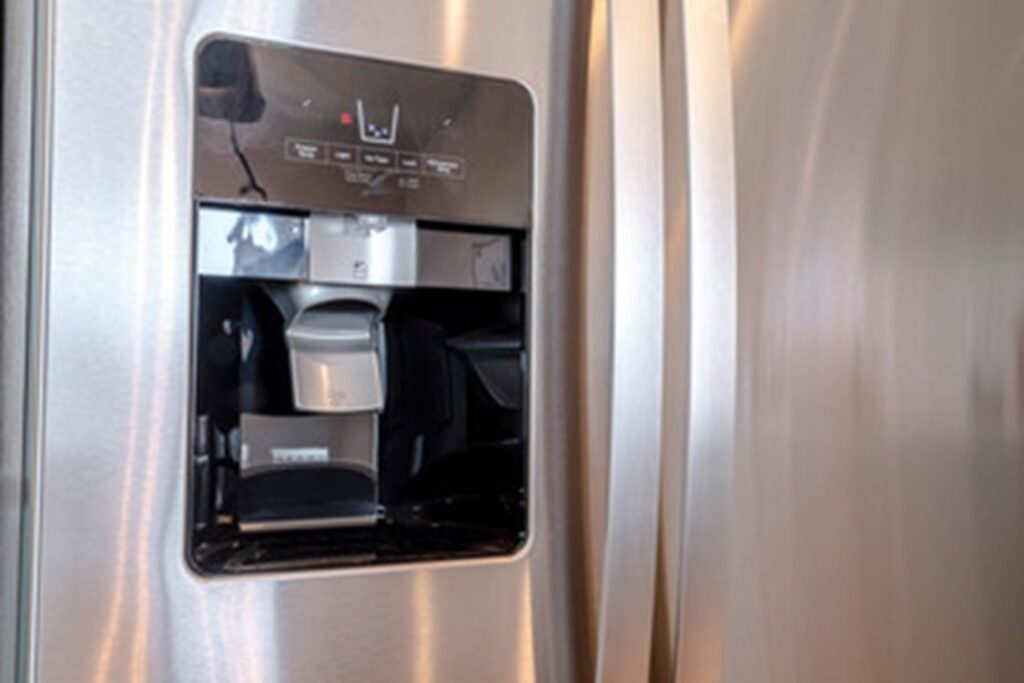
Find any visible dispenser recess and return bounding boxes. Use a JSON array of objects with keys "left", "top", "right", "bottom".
[{"left": 188, "top": 37, "right": 532, "bottom": 574}]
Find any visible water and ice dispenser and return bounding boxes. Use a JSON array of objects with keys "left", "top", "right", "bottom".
[{"left": 188, "top": 38, "right": 532, "bottom": 573}]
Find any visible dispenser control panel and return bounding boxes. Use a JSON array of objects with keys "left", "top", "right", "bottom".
[{"left": 195, "top": 37, "right": 533, "bottom": 228}]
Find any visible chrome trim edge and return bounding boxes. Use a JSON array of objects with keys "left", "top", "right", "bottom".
[
  {"left": 650, "top": 0, "right": 692, "bottom": 676},
  {"left": 1, "top": 0, "right": 35, "bottom": 680},
  {"left": 17, "top": 0, "right": 55, "bottom": 679},
  {"left": 579, "top": 0, "right": 613, "bottom": 676}
]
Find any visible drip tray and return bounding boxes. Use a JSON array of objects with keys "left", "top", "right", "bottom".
[{"left": 238, "top": 413, "right": 379, "bottom": 532}]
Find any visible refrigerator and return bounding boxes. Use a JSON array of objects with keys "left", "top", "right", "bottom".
[{"left": 2, "top": 0, "right": 1022, "bottom": 681}]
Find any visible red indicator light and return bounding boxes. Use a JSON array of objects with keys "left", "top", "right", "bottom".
[{"left": 340, "top": 111, "right": 354, "bottom": 126}]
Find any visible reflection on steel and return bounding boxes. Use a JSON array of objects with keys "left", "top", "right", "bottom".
[
  {"left": 3, "top": 0, "right": 46, "bottom": 680},
  {"left": 595, "top": 0, "right": 665, "bottom": 681},
  {"left": 197, "top": 206, "right": 307, "bottom": 280},
  {"left": 198, "top": 208, "right": 514, "bottom": 292},
  {"left": 669, "top": 1, "right": 738, "bottom": 682}
]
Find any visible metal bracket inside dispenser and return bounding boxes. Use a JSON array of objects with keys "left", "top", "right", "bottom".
[{"left": 196, "top": 206, "right": 513, "bottom": 291}]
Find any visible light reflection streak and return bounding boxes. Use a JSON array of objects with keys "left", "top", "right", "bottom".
[
  {"left": 90, "top": 1, "right": 305, "bottom": 679},
  {"left": 412, "top": 571, "right": 436, "bottom": 683},
  {"left": 792, "top": 0, "right": 854, "bottom": 237},
  {"left": 186, "top": 579, "right": 218, "bottom": 682},
  {"left": 729, "top": 0, "right": 766, "bottom": 69},
  {"left": 217, "top": 585, "right": 246, "bottom": 682},
  {"left": 189, "top": 7, "right": 288, "bottom": 681},
  {"left": 129, "top": 0, "right": 187, "bottom": 674},
  {"left": 91, "top": 2, "right": 166, "bottom": 679},
  {"left": 442, "top": 0, "right": 468, "bottom": 67},
  {"left": 241, "top": 582, "right": 270, "bottom": 683},
  {"left": 516, "top": 570, "right": 537, "bottom": 683}
]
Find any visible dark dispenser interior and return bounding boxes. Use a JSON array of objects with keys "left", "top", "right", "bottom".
[
  {"left": 190, "top": 257, "right": 527, "bottom": 573},
  {"left": 187, "top": 37, "right": 533, "bottom": 574}
]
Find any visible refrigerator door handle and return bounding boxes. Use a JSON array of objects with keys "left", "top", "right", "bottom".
[
  {"left": 593, "top": 0, "right": 666, "bottom": 680},
  {"left": 664, "top": 0, "right": 738, "bottom": 681}
]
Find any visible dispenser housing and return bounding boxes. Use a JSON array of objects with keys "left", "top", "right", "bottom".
[{"left": 188, "top": 37, "right": 533, "bottom": 575}]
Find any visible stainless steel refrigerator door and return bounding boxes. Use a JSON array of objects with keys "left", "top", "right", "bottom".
[
  {"left": 717, "top": 1, "right": 1024, "bottom": 681},
  {"left": 21, "top": 2, "right": 590, "bottom": 681}
]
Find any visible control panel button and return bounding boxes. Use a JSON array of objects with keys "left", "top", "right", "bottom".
[
  {"left": 285, "top": 138, "right": 327, "bottom": 164},
  {"left": 397, "top": 153, "right": 422, "bottom": 172},
  {"left": 423, "top": 154, "right": 466, "bottom": 180},
  {"left": 328, "top": 144, "right": 357, "bottom": 166},
  {"left": 360, "top": 149, "right": 396, "bottom": 168}
]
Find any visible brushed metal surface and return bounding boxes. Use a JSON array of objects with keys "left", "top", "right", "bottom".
[
  {"left": 649, "top": 0, "right": 690, "bottom": 676},
  {"left": 670, "top": 2, "right": 738, "bottom": 682},
  {"left": 28, "top": 1, "right": 585, "bottom": 681},
  {"left": 18, "top": 0, "right": 55, "bottom": 679},
  {"left": 579, "top": 0, "right": 612, "bottom": 675},
  {"left": 726, "top": 1, "right": 1024, "bottom": 681},
  {"left": 196, "top": 207, "right": 308, "bottom": 280},
  {"left": 1, "top": 0, "right": 36, "bottom": 679},
  {"left": 198, "top": 208, "right": 515, "bottom": 290},
  {"left": 415, "top": 229, "right": 512, "bottom": 291},
  {"left": 649, "top": 0, "right": 739, "bottom": 681},
  {"left": 307, "top": 213, "right": 416, "bottom": 287},
  {"left": 594, "top": 0, "right": 665, "bottom": 680}
]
